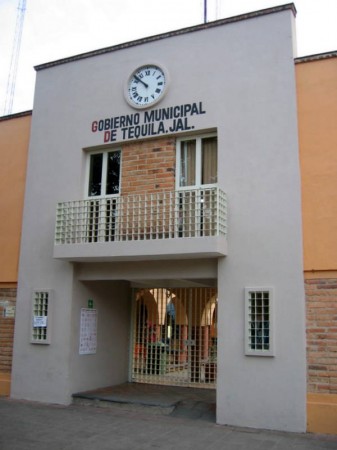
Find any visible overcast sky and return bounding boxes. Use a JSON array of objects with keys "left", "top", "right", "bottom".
[{"left": 0, "top": 0, "right": 336, "bottom": 115}]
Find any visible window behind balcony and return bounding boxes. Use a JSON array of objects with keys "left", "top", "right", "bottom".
[
  {"left": 177, "top": 135, "right": 217, "bottom": 189},
  {"left": 85, "top": 149, "right": 121, "bottom": 242},
  {"left": 87, "top": 150, "right": 121, "bottom": 197},
  {"left": 176, "top": 135, "right": 218, "bottom": 237}
]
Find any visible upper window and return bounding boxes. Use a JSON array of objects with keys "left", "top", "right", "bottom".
[
  {"left": 176, "top": 135, "right": 217, "bottom": 189},
  {"left": 87, "top": 150, "right": 121, "bottom": 197}
]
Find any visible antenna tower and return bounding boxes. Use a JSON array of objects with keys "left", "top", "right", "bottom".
[{"left": 3, "top": 0, "right": 27, "bottom": 115}]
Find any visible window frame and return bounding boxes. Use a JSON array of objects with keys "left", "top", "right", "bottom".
[
  {"left": 85, "top": 148, "right": 122, "bottom": 199},
  {"left": 244, "top": 287, "right": 274, "bottom": 357},
  {"left": 30, "top": 290, "right": 53, "bottom": 345},
  {"left": 175, "top": 133, "right": 218, "bottom": 191}
]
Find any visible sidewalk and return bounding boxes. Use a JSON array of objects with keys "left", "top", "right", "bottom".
[{"left": 1, "top": 397, "right": 337, "bottom": 450}]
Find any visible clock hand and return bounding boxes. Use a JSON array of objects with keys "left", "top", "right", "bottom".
[{"left": 134, "top": 75, "right": 149, "bottom": 88}]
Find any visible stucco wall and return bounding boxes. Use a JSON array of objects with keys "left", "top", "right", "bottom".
[
  {"left": 214, "top": 11, "right": 306, "bottom": 431},
  {"left": 70, "top": 279, "right": 131, "bottom": 394}
]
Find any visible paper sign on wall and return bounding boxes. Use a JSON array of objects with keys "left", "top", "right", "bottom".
[
  {"left": 33, "top": 316, "right": 47, "bottom": 327},
  {"left": 4, "top": 306, "right": 16, "bottom": 318},
  {"left": 79, "top": 308, "right": 97, "bottom": 355}
]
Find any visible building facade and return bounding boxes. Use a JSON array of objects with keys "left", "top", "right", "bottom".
[
  {"left": 2, "top": 11, "right": 336, "bottom": 433},
  {"left": 0, "top": 111, "right": 31, "bottom": 395}
]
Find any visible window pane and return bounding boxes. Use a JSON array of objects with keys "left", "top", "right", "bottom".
[
  {"left": 88, "top": 153, "right": 103, "bottom": 197},
  {"left": 180, "top": 140, "right": 196, "bottom": 187},
  {"left": 106, "top": 151, "right": 121, "bottom": 195},
  {"left": 202, "top": 137, "right": 217, "bottom": 185}
]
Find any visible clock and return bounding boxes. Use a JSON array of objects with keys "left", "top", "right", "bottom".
[{"left": 125, "top": 64, "right": 168, "bottom": 109}]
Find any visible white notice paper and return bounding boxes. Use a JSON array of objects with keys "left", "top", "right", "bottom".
[
  {"left": 33, "top": 316, "right": 47, "bottom": 327},
  {"left": 79, "top": 308, "right": 97, "bottom": 355}
]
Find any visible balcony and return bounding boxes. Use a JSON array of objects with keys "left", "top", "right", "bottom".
[{"left": 53, "top": 187, "right": 228, "bottom": 262}]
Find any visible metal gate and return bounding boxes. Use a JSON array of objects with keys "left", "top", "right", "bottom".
[{"left": 131, "top": 288, "right": 217, "bottom": 388}]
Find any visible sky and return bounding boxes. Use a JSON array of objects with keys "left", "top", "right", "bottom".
[{"left": 0, "top": 0, "right": 336, "bottom": 115}]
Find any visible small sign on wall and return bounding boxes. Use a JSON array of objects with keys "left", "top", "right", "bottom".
[
  {"left": 88, "top": 299, "right": 94, "bottom": 309},
  {"left": 33, "top": 315, "right": 47, "bottom": 327},
  {"left": 4, "top": 306, "right": 16, "bottom": 318},
  {"left": 79, "top": 308, "right": 97, "bottom": 355}
]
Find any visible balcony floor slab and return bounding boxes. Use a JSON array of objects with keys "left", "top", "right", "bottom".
[{"left": 54, "top": 236, "right": 227, "bottom": 262}]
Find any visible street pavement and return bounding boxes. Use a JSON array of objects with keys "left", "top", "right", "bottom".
[{"left": 1, "top": 397, "right": 337, "bottom": 450}]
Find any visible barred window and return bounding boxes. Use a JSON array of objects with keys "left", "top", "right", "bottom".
[
  {"left": 245, "top": 288, "right": 274, "bottom": 356},
  {"left": 31, "top": 290, "right": 52, "bottom": 344}
]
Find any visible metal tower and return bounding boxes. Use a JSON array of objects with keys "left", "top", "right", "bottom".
[{"left": 3, "top": 0, "right": 27, "bottom": 115}]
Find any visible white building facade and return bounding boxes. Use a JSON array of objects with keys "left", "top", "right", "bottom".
[{"left": 11, "top": 4, "right": 306, "bottom": 432}]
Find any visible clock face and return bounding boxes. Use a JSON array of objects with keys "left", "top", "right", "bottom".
[{"left": 126, "top": 64, "right": 168, "bottom": 108}]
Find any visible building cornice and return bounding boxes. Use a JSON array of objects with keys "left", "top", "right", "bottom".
[
  {"left": 0, "top": 110, "right": 32, "bottom": 122},
  {"left": 295, "top": 51, "right": 337, "bottom": 64}
]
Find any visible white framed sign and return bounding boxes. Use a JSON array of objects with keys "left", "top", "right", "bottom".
[
  {"left": 33, "top": 315, "right": 47, "bottom": 327},
  {"left": 4, "top": 306, "right": 16, "bottom": 318},
  {"left": 79, "top": 308, "right": 97, "bottom": 355}
]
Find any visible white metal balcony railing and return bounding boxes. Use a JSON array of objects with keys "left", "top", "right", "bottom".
[{"left": 54, "top": 188, "right": 227, "bottom": 245}]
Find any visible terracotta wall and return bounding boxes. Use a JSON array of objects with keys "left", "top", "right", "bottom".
[
  {"left": 0, "top": 112, "right": 31, "bottom": 283},
  {"left": 306, "top": 278, "right": 337, "bottom": 394},
  {"left": 296, "top": 56, "right": 337, "bottom": 272},
  {"left": 296, "top": 56, "right": 337, "bottom": 385},
  {"left": 118, "top": 137, "right": 176, "bottom": 239},
  {"left": 297, "top": 55, "right": 337, "bottom": 434},
  {"left": 0, "top": 288, "right": 16, "bottom": 372},
  {"left": 121, "top": 137, "right": 176, "bottom": 195}
]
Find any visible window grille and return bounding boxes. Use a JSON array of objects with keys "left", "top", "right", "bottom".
[
  {"left": 245, "top": 288, "right": 274, "bottom": 356},
  {"left": 31, "top": 290, "right": 52, "bottom": 344}
]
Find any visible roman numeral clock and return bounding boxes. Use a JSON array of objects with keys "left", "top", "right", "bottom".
[{"left": 125, "top": 64, "right": 169, "bottom": 109}]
